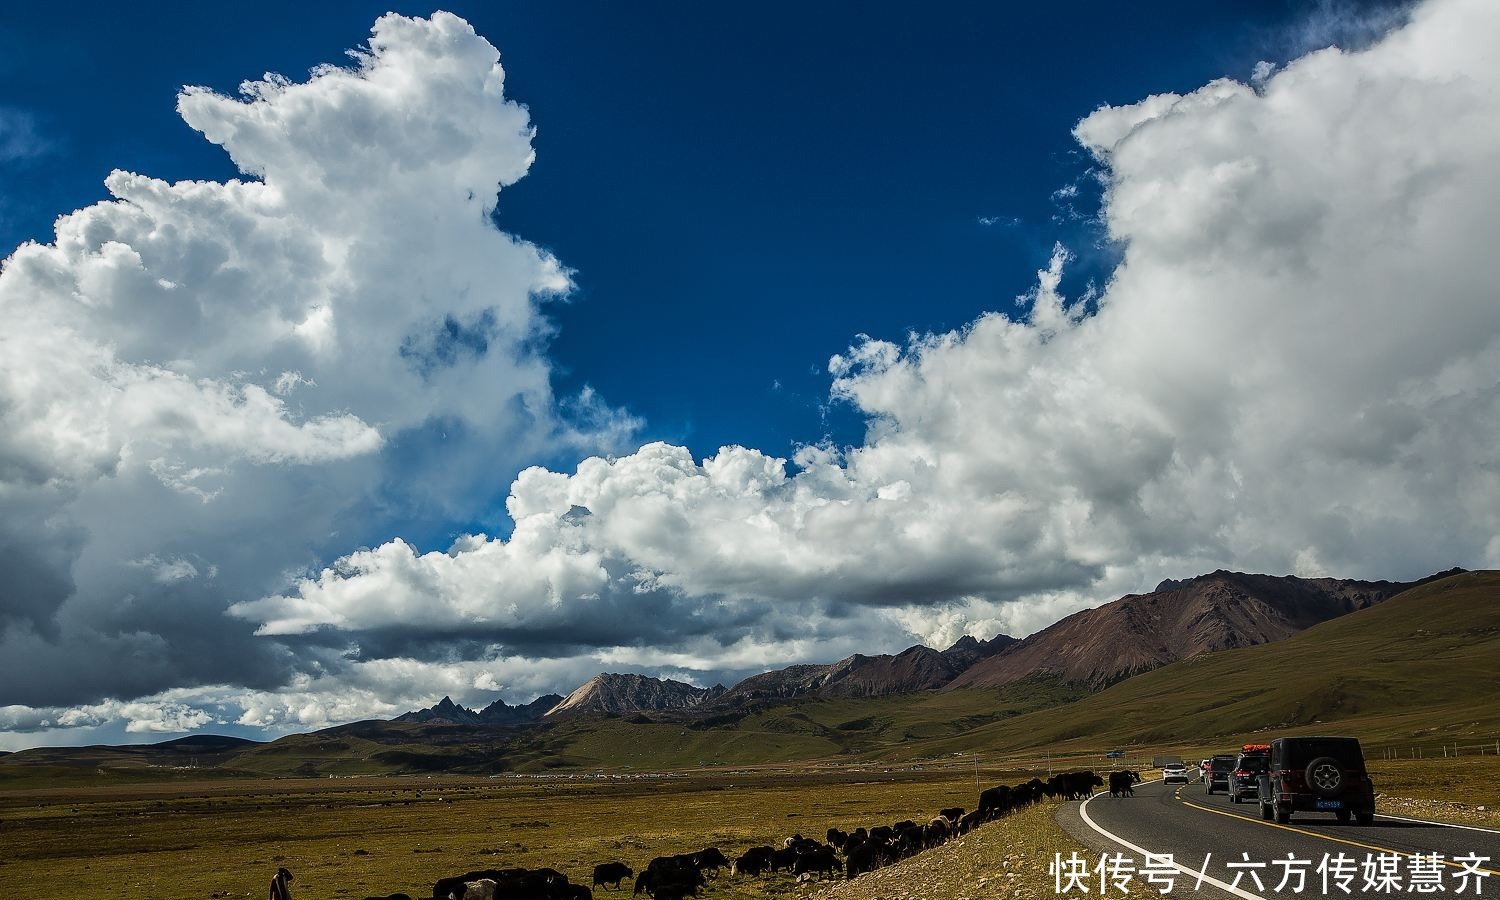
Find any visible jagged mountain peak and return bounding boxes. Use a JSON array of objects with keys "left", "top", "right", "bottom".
[
  {"left": 396, "top": 692, "right": 562, "bottom": 726},
  {"left": 544, "top": 673, "right": 720, "bottom": 717},
  {"left": 715, "top": 634, "right": 1017, "bottom": 706}
]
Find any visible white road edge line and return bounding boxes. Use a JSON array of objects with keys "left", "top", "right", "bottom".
[
  {"left": 1375, "top": 812, "right": 1500, "bottom": 836},
  {"left": 1078, "top": 779, "right": 1268, "bottom": 900}
]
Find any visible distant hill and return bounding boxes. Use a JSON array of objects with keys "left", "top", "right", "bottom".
[
  {"left": 945, "top": 570, "right": 1454, "bottom": 692},
  {"left": 718, "top": 637, "right": 1016, "bottom": 705},
  {"left": 917, "top": 569, "right": 1500, "bottom": 752},
  {"left": 0, "top": 731, "right": 263, "bottom": 784},
  {"left": 396, "top": 693, "right": 562, "bottom": 726},
  {"left": 545, "top": 673, "right": 725, "bottom": 717},
  {"left": 151, "top": 734, "right": 261, "bottom": 750}
]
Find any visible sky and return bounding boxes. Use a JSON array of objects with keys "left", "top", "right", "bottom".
[{"left": 2, "top": 0, "right": 1496, "bottom": 749}]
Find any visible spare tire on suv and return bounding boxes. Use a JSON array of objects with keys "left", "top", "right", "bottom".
[
  {"left": 1258, "top": 737, "right": 1375, "bottom": 826},
  {"left": 1305, "top": 756, "right": 1345, "bottom": 797}
]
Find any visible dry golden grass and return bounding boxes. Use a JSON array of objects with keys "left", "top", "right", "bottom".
[{"left": 0, "top": 766, "right": 1057, "bottom": 900}]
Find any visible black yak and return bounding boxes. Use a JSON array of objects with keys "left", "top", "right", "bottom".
[{"left": 592, "top": 863, "right": 633, "bottom": 891}]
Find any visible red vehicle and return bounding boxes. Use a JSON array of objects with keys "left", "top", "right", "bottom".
[{"left": 1258, "top": 736, "right": 1375, "bottom": 825}]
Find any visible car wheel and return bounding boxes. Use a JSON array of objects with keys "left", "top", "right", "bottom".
[
  {"left": 1305, "top": 756, "right": 1345, "bottom": 798},
  {"left": 1260, "top": 802, "right": 1273, "bottom": 821},
  {"left": 1231, "top": 793, "right": 1240, "bottom": 804},
  {"left": 1336, "top": 809, "right": 1352, "bottom": 824},
  {"left": 1356, "top": 812, "right": 1375, "bottom": 826},
  {"left": 1275, "top": 803, "right": 1291, "bottom": 824}
]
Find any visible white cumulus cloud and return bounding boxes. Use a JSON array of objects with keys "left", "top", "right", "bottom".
[
  {"left": 240, "top": 0, "right": 1500, "bottom": 661},
  {"left": 0, "top": 12, "right": 632, "bottom": 719}
]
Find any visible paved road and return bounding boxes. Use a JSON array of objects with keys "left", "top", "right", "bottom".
[{"left": 1055, "top": 772, "right": 1500, "bottom": 898}]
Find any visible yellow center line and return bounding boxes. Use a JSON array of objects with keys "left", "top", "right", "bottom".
[{"left": 1178, "top": 797, "right": 1500, "bottom": 876}]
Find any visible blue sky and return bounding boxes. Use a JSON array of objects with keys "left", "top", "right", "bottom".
[
  {"left": 10, "top": 0, "right": 1494, "bottom": 749},
  {"left": 0, "top": 1, "right": 1366, "bottom": 468}
]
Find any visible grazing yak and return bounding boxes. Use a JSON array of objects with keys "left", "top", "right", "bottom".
[
  {"left": 1050, "top": 771, "right": 1105, "bottom": 800},
  {"left": 692, "top": 848, "right": 730, "bottom": 878},
  {"left": 460, "top": 881, "right": 498, "bottom": 900},
  {"left": 636, "top": 856, "right": 705, "bottom": 898},
  {"left": 1108, "top": 770, "right": 1142, "bottom": 798},
  {"left": 636, "top": 865, "right": 703, "bottom": 899},
  {"left": 768, "top": 847, "right": 801, "bottom": 872},
  {"left": 436, "top": 868, "right": 575, "bottom": 900},
  {"left": 593, "top": 863, "right": 633, "bottom": 891},
  {"left": 977, "top": 784, "right": 1013, "bottom": 819},
  {"left": 433, "top": 870, "right": 516, "bottom": 900},
  {"left": 731, "top": 846, "right": 774, "bottom": 877},
  {"left": 924, "top": 816, "right": 951, "bottom": 848},
  {"left": 895, "top": 825, "right": 925, "bottom": 858},
  {"left": 846, "top": 842, "right": 881, "bottom": 879},
  {"left": 791, "top": 846, "right": 843, "bottom": 881},
  {"left": 938, "top": 807, "right": 964, "bottom": 823}
]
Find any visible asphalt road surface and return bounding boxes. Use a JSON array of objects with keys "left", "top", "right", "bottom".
[{"left": 1055, "top": 771, "right": 1500, "bottom": 898}]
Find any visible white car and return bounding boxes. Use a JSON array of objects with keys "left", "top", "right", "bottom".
[{"left": 1162, "top": 763, "right": 1189, "bottom": 783}]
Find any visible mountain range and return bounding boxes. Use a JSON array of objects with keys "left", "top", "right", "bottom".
[
  {"left": 400, "top": 568, "right": 1454, "bottom": 721},
  {"left": 2, "top": 566, "right": 1484, "bottom": 784}
]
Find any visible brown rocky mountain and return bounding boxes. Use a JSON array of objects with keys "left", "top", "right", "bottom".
[
  {"left": 937, "top": 634, "right": 1018, "bottom": 670},
  {"left": 544, "top": 673, "right": 725, "bottom": 717},
  {"left": 716, "top": 636, "right": 1018, "bottom": 705},
  {"left": 945, "top": 569, "right": 1459, "bottom": 692}
]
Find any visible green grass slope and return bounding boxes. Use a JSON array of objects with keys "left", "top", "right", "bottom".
[
  {"left": 523, "top": 675, "right": 1085, "bottom": 770},
  {"left": 914, "top": 570, "right": 1500, "bottom": 755}
]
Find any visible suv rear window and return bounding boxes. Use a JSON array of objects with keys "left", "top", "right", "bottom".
[
  {"left": 1210, "top": 756, "right": 1236, "bottom": 771},
  {"left": 1236, "top": 755, "right": 1267, "bottom": 772},
  {"left": 1279, "top": 738, "right": 1365, "bottom": 769}
]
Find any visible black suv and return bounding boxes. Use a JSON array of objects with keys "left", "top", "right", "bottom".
[
  {"left": 1205, "top": 755, "right": 1236, "bottom": 794},
  {"left": 1228, "top": 750, "right": 1268, "bottom": 803},
  {"left": 1257, "top": 736, "right": 1375, "bottom": 825}
]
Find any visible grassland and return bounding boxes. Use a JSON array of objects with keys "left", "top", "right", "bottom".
[
  {"left": 0, "top": 764, "right": 1071, "bottom": 900},
  {"left": 4, "top": 755, "right": 1495, "bottom": 900}
]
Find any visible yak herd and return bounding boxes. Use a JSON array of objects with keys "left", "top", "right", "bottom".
[{"left": 290, "top": 768, "right": 1141, "bottom": 900}]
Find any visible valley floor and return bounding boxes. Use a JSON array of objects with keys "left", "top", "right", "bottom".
[
  {"left": 0, "top": 766, "right": 1046, "bottom": 900},
  {"left": 2, "top": 756, "right": 1495, "bottom": 899}
]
